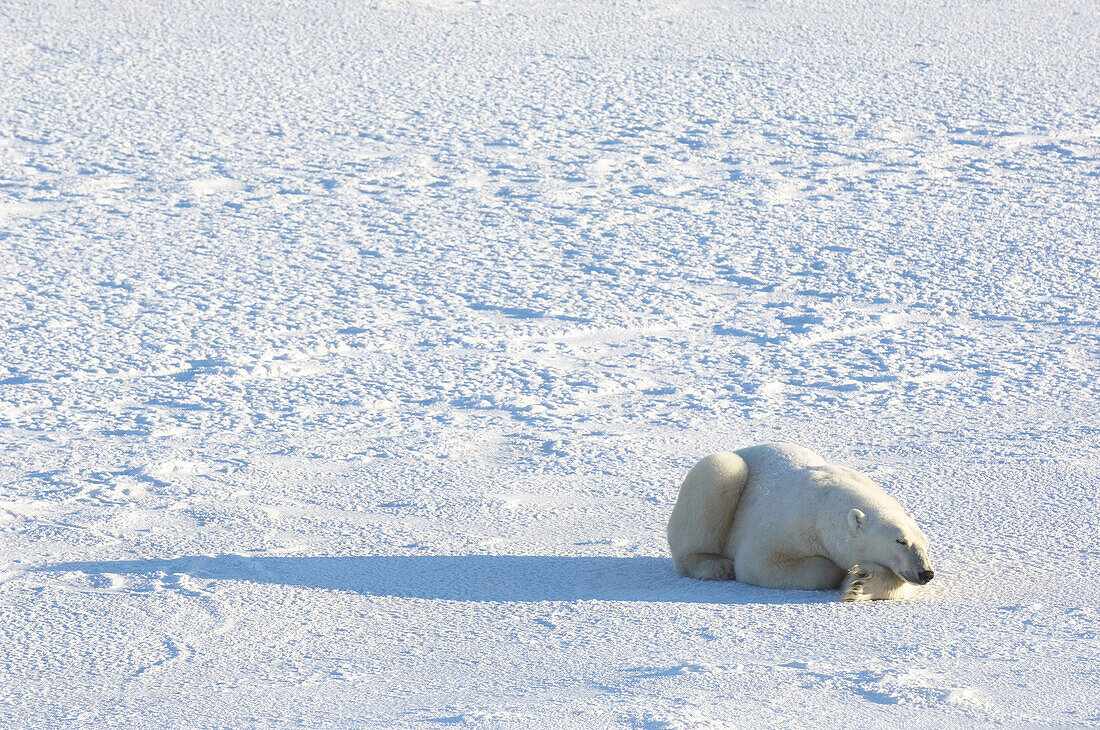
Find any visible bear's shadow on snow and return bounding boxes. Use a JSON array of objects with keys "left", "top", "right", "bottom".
[{"left": 37, "top": 555, "right": 834, "bottom": 604}]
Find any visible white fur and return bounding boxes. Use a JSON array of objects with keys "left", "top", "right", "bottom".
[{"left": 667, "top": 443, "right": 933, "bottom": 601}]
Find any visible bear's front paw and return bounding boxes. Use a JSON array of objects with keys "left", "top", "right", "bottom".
[{"left": 841, "top": 565, "right": 871, "bottom": 602}]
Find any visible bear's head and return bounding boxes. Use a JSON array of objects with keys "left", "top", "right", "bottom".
[{"left": 847, "top": 508, "right": 934, "bottom": 585}]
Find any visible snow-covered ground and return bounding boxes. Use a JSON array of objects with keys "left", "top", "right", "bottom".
[{"left": 2, "top": 0, "right": 1099, "bottom": 726}]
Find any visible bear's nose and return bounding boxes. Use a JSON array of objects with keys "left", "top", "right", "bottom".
[{"left": 917, "top": 570, "right": 934, "bottom": 584}]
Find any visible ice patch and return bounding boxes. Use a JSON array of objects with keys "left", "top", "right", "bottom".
[{"left": 187, "top": 177, "right": 243, "bottom": 196}]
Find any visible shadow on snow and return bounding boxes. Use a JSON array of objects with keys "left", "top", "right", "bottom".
[{"left": 36, "top": 555, "right": 834, "bottom": 605}]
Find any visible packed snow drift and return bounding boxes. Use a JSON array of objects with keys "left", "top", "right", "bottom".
[{"left": 1, "top": 0, "right": 1098, "bottom": 726}]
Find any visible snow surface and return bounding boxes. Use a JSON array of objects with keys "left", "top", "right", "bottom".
[{"left": 2, "top": 0, "right": 1099, "bottom": 726}]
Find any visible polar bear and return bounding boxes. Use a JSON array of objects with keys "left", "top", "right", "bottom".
[{"left": 667, "top": 443, "right": 934, "bottom": 601}]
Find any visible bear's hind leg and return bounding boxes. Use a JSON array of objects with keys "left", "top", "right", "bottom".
[
  {"left": 841, "top": 563, "right": 913, "bottom": 602},
  {"left": 675, "top": 552, "right": 736, "bottom": 581},
  {"left": 668, "top": 452, "right": 749, "bottom": 582}
]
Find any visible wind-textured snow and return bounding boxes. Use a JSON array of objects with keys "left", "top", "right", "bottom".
[{"left": 2, "top": 0, "right": 1099, "bottom": 726}]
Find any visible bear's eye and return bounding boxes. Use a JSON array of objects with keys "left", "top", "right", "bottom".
[{"left": 896, "top": 539, "right": 908, "bottom": 546}]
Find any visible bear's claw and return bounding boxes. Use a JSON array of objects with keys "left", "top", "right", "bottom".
[{"left": 841, "top": 564, "right": 871, "bottom": 602}]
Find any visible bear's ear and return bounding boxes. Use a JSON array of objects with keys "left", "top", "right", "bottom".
[{"left": 848, "top": 508, "right": 866, "bottom": 533}]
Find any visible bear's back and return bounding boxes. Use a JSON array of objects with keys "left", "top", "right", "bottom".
[
  {"left": 724, "top": 443, "right": 830, "bottom": 554},
  {"left": 736, "top": 442, "right": 827, "bottom": 477}
]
